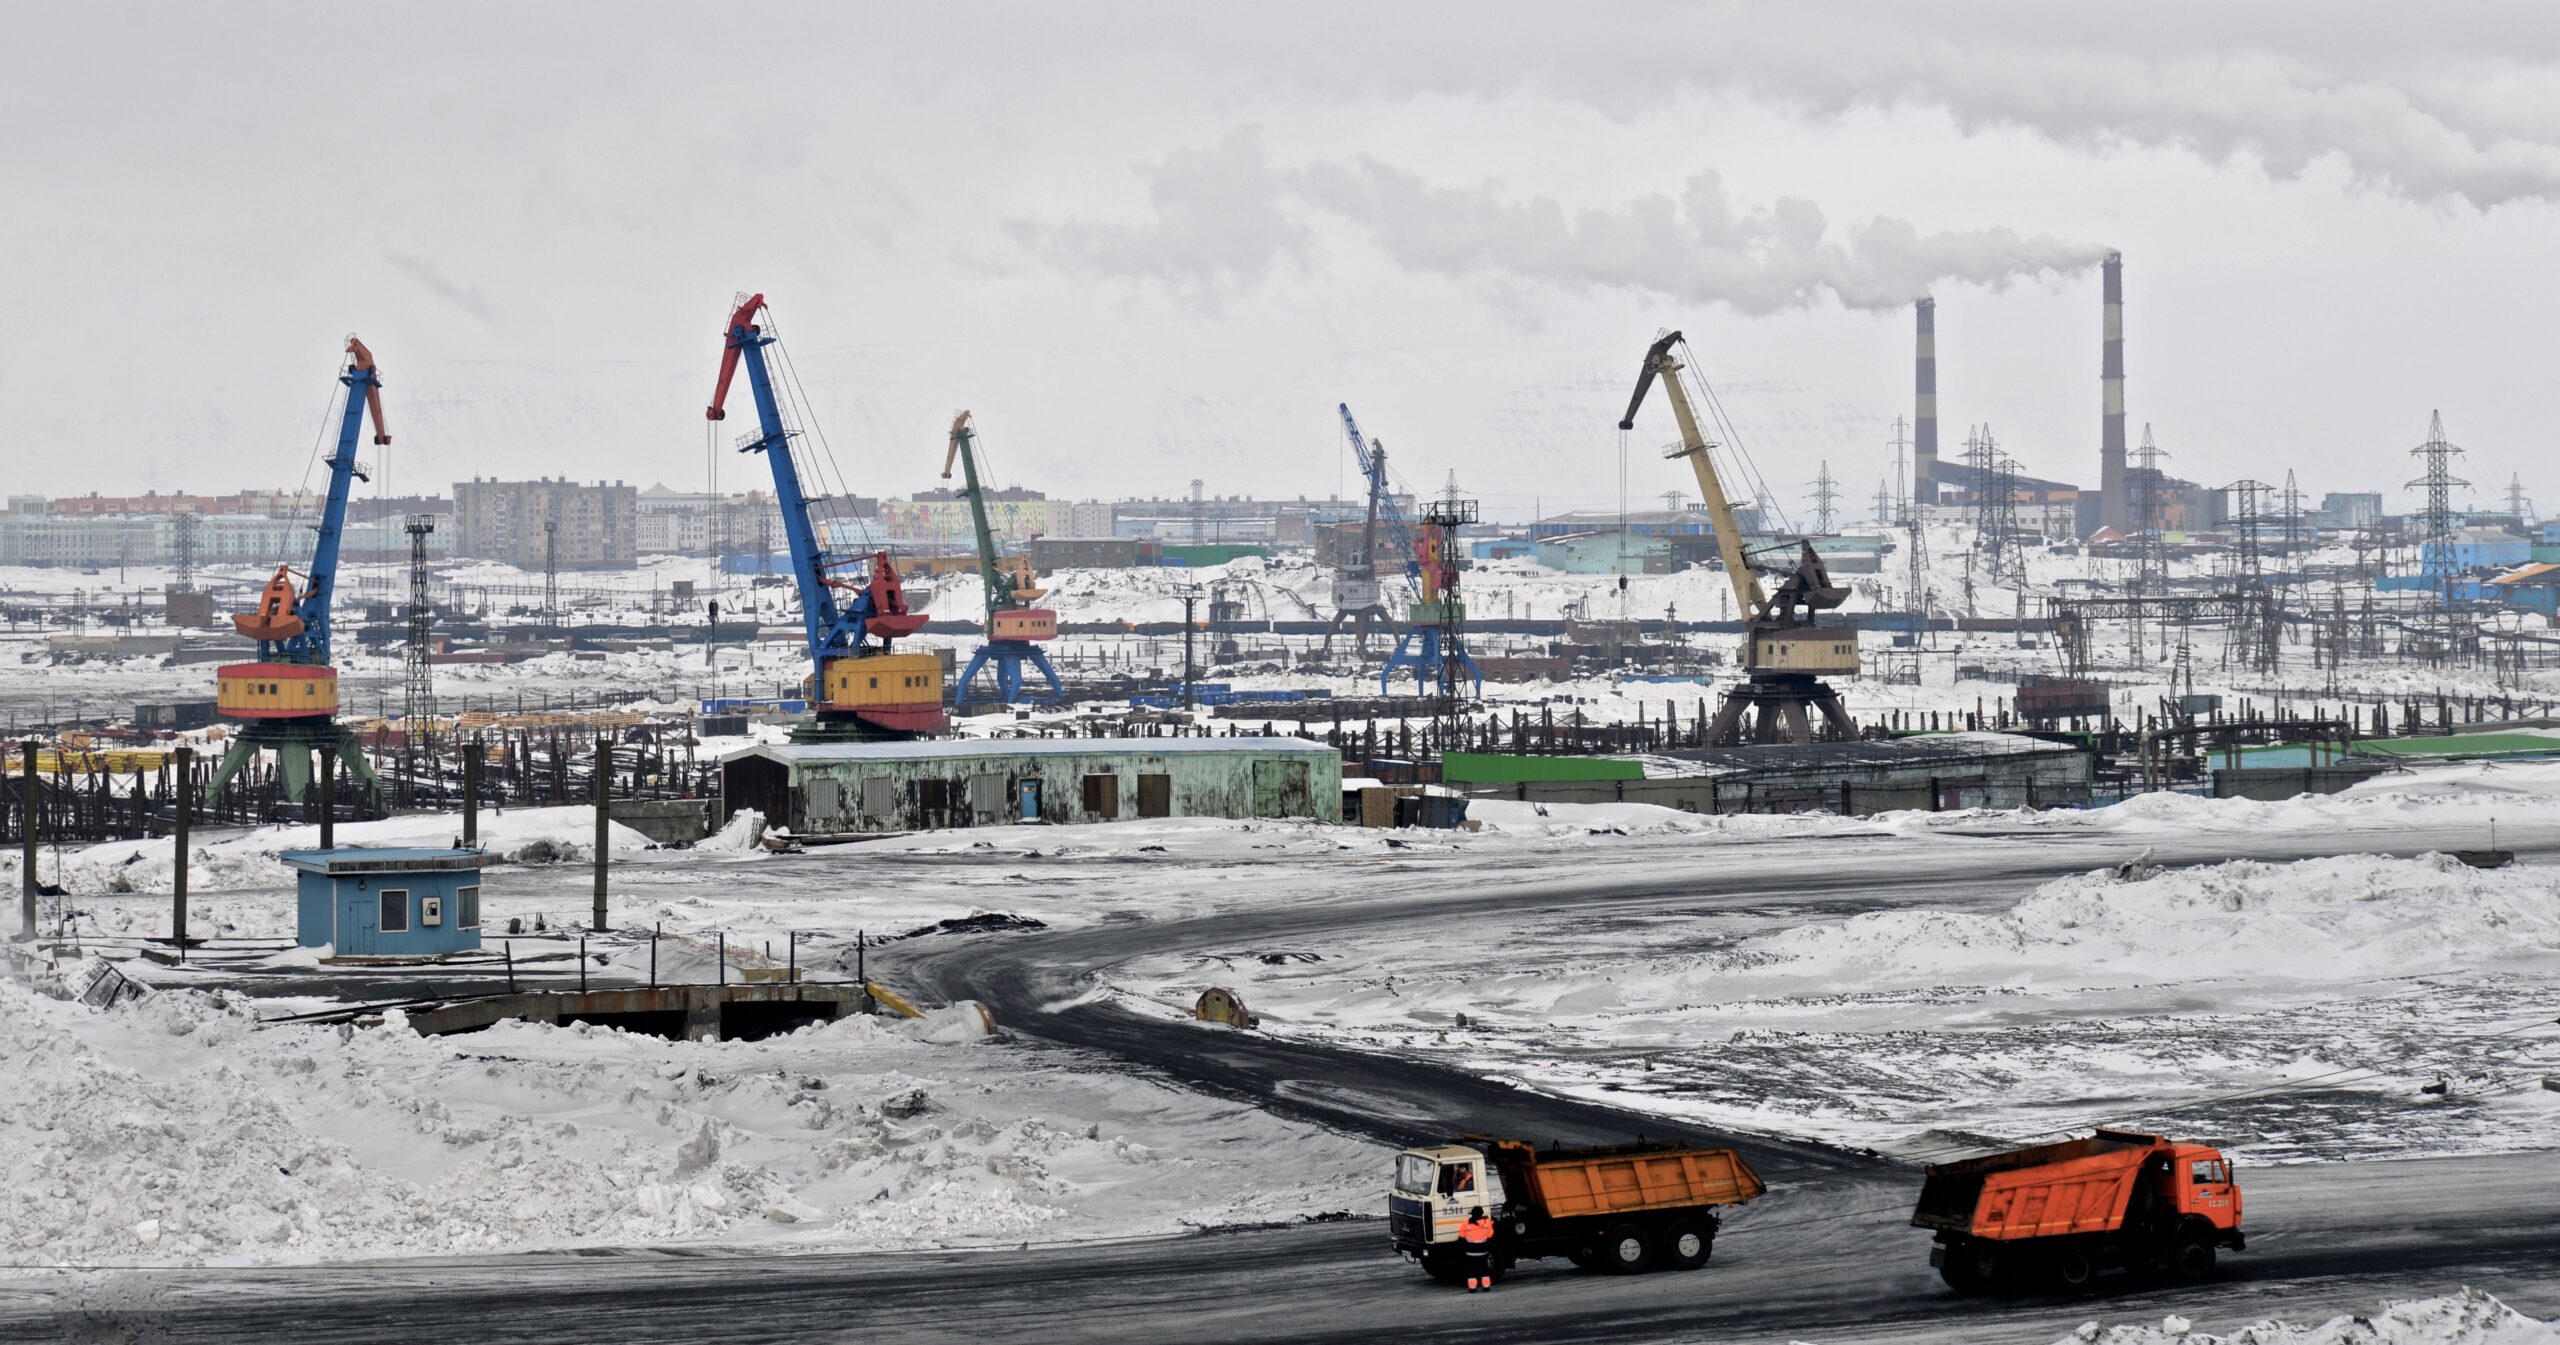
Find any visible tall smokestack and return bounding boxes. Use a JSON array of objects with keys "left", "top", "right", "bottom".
[
  {"left": 2098, "top": 251, "right": 2127, "bottom": 532},
  {"left": 1913, "top": 298, "right": 1938, "bottom": 506}
]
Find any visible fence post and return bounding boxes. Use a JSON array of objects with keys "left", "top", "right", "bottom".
[
  {"left": 591, "top": 736, "right": 610, "bottom": 932},
  {"left": 173, "top": 745, "right": 192, "bottom": 954},
  {"left": 18, "top": 740, "right": 36, "bottom": 941}
]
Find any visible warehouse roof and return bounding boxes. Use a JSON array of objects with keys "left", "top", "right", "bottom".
[{"left": 724, "top": 736, "right": 1337, "bottom": 766}]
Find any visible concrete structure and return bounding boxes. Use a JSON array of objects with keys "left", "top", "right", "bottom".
[
  {"left": 1030, "top": 536, "right": 1161, "bottom": 572},
  {"left": 284, "top": 847, "right": 483, "bottom": 957},
  {"left": 406, "top": 984, "right": 873, "bottom": 1041},
  {"left": 2097, "top": 251, "right": 2129, "bottom": 534},
  {"left": 721, "top": 737, "right": 1343, "bottom": 835},
  {"left": 2318, "top": 492, "right": 2384, "bottom": 532},
  {"left": 879, "top": 487, "right": 1061, "bottom": 551},
  {"left": 452, "top": 478, "right": 638, "bottom": 570},
  {"left": 0, "top": 499, "right": 448, "bottom": 567},
  {"left": 1914, "top": 298, "right": 1939, "bottom": 505}
]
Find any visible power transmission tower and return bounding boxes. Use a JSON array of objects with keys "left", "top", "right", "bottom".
[
  {"left": 2278, "top": 470, "right": 2307, "bottom": 560},
  {"left": 1887, "top": 416, "right": 1910, "bottom": 522},
  {"left": 1873, "top": 478, "right": 1894, "bottom": 526},
  {"left": 171, "top": 511, "right": 200, "bottom": 593},
  {"left": 2506, "top": 472, "right": 2534, "bottom": 525},
  {"left": 2122, "top": 425, "right": 2167, "bottom": 662},
  {"left": 1810, "top": 461, "right": 1839, "bottom": 534},
  {"left": 403, "top": 514, "right": 436, "bottom": 736},
  {"left": 2406, "top": 410, "right": 2469, "bottom": 584}
]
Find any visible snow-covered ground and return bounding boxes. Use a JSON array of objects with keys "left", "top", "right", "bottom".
[
  {"left": 1099, "top": 764, "right": 2560, "bottom": 1165},
  {"left": 0, "top": 974, "right": 1374, "bottom": 1268},
  {"left": 2057, "top": 1289, "right": 2559, "bottom": 1344}
]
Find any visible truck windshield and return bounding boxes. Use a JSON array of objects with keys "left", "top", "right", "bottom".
[{"left": 1395, "top": 1154, "right": 1436, "bottom": 1195}]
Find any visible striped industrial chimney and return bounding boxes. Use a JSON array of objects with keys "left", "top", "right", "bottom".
[
  {"left": 1913, "top": 298, "right": 1939, "bottom": 505},
  {"left": 2098, "top": 251, "right": 2128, "bottom": 532}
]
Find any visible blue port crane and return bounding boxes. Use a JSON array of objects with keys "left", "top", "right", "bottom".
[
  {"left": 706, "top": 293, "right": 945, "bottom": 737},
  {"left": 208, "top": 336, "right": 391, "bottom": 798}
]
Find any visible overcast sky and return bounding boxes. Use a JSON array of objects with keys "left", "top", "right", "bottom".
[{"left": 5, "top": 2, "right": 2555, "bottom": 523}]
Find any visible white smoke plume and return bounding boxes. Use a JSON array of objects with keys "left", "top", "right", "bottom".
[{"left": 1012, "top": 127, "right": 2104, "bottom": 314}]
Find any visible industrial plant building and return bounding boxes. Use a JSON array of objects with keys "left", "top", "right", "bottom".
[{"left": 721, "top": 737, "right": 1342, "bottom": 836}]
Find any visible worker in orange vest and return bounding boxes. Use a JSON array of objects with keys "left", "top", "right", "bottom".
[{"left": 1460, "top": 1207, "right": 1496, "bottom": 1291}]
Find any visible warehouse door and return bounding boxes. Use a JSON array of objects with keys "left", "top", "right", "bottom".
[
  {"left": 1136, "top": 773, "right": 1172, "bottom": 818},
  {"left": 860, "top": 776, "right": 895, "bottom": 824},
  {"left": 805, "top": 778, "right": 840, "bottom": 829},
  {"left": 1082, "top": 773, "right": 1120, "bottom": 819},
  {"left": 1250, "top": 759, "right": 1308, "bottom": 816},
  {"left": 967, "top": 773, "right": 1008, "bottom": 821}
]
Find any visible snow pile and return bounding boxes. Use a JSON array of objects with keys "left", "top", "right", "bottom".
[
  {"left": 2059, "top": 1289, "right": 2559, "bottom": 1344},
  {"left": 1752, "top": 853, "right": 2560, "bottom": 987},
  {"left": 698, "top": 808, "right": 768, "bottom": 852},
  {"left": 0, "top": 978, "right": 1375, "bottom": 1266}
]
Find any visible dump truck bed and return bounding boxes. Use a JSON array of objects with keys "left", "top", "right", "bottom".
[
  {"left": 1913, "top": 1129, "right": 2165, "bottom": 1238},
  {"left": 1492, "top": 1138, "right": 1765, "bottom": 1219}
]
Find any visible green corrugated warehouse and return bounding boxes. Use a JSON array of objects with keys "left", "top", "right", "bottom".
[{"left": 721, "top": 737, "right": 1341, "bottom": 837}]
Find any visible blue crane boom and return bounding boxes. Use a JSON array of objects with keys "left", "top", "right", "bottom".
[
  {"left": 1338, "top": 403, "right": 1418, "bottom": 602},
  {"left": 234, "top": 336, "right": 386, "bottom": 667}
]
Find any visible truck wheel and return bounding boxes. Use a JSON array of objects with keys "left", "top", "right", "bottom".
[
  {"left": 1421, "top": 1248, "right": 1466, "bottom": 1285},
  {"left": 2054, "top": 1248, "right": 2099, "bottom": 1293},
  {"left": 1659, "top": 1219, "right": 1712, "bottom": 1271},
  {"left": 1600, "top": 1223, "right": 1654, "bottom": 1274},
  {"left": 2172, "top": 1235, "right": 2217, "bottom": 1282},
  {"left": 1567, "top": 1246, "right": 1599, "bottom": 1272}
]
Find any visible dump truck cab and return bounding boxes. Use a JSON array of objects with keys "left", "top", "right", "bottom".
[
  {"left": 1390, "top": 1143, "right": 1503, "bottom": 1254},
  {"left": 2166, "top": 1144, "right": 2242, "bottom": 1231},
  {"left": 1391, "top": 1136, "right": 1764, "bottom": 1285}
]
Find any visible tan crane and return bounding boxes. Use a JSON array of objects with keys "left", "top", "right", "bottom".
[{"left": 1620, "top": 331, "right": 1858, "bottom": 744}]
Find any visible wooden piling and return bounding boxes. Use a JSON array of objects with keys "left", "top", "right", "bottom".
[
  {"left": 173, "top": 745, "right": 192, "bottom": 952},
  {"left": 591, "top": 736, "right": 610, "bottom": 932}
]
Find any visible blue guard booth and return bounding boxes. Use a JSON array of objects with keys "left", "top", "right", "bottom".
[{"left": 283, "top": 847, "right": 485, "bottom": 958}]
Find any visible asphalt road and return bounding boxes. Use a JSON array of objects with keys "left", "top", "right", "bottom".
[{"left": 8, "top": 819, "right": 2559, "bottom": 1343}]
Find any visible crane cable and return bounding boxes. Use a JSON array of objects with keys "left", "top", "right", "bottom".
[
  {"left": 768, "top": 323, "right": 880, "bottom": 559},
  {"left": 1673, "top": 335, "right": 1798, "bottom": 559}
]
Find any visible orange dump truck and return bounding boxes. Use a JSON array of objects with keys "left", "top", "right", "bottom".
[
  {"left": 1390, "top": 1136, "right": 1765, "bottom": 1283},
  {"left": 1912, "top": 1128, "right": 2245, "bottom": 1293}
]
